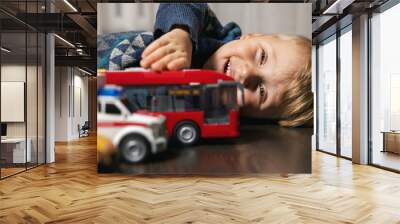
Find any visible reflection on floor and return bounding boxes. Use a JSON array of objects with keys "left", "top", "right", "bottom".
[
  {"left": 1, "top": 135, "right": 400, "bottom": 223},
  {"left": 100, "top": 124, "right": 313, "bottom": 174},
  {"left": 0, "top": 163, "right": 43, "bottom": 179},
  {"left": 373, "top": 150, "right": 400, "bottom": 171},
  {"left": 0, "top": 167, "right": 25, "bottom": 178}
]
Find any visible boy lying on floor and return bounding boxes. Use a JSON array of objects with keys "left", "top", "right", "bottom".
[{"left": 97, "top": 3, "right": 313, "bottom": 127}]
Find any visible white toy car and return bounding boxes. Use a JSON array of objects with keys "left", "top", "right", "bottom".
[{"left": 97, "top": 85, "right": 167, "bottom": 163}]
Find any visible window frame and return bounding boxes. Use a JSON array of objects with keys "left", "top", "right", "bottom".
[
  {"left": 105, "top": 102, "right": 123, "bottom": 115},
  {"left": 315, "top": 22, "right": 353, "bottom": 160},
  {"left": 368, "top": 0, "right": 400, "bottom": 173}
]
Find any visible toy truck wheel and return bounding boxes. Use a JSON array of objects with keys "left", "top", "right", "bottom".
[
  {"left": 174, "top": 121, "right": 199, "bottom": 146},
  {"left": 119, "top": 135, "right": 149, "bottom": 163}
]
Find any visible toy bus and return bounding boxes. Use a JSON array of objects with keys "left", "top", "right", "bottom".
[
  {"left": 97, "top": 86, "right": 167, "bottom": 163},
  {"left": 100, "top": 69, "right": 244, "bottom": 146}
]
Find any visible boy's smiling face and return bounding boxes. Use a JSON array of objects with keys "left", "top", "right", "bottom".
[{"left": 203, "top": 33, "right": 310, "bottom": 119}]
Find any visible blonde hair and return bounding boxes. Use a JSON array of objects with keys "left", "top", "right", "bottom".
[{"left": 276, "top": 35, "right": 313, "bottom": 127}]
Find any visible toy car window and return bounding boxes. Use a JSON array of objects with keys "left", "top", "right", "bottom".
[
  {"left": 221, "top": 86, "right": 238, "bottom": 110},
  {"left": 202, "top": 86, "right": 231, "bottom": 124},
  {"left": 169, "top": 86, "right": 201, "bottom": 111},
  {"left": 150, "top": 95, "right": 173, "bottom": 112},
  {"left": 121, "top": 97, "right": 138, "bottom": 113},
  {"left": 105, "top": 103, "right": 121, "bottom": 115},
  {"left": 124, "top": 87, "right": 150, "bottom": 109}
]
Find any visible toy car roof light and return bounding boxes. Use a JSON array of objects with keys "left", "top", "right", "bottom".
[{"left": 98, "top": 85, "right": 123, "bottom": 97}]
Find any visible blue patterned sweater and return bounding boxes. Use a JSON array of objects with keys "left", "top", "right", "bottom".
[{"left": 97, "top": 3, "right": 242, "bottom": 70}]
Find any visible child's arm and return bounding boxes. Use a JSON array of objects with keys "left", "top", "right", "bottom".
[
  {"left": 140, "top": 3, "right": 210, "bottom": 71},
  {"left": 152, "top": 3, "right": 209, "bottom": 50}
]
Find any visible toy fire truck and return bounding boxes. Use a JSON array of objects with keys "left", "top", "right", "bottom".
[
  {"left": 100, "top": 69, "right": 244, "bottom": 146},
  {"left": 97, "top": 85, "right": 167, "bottom": 163}
]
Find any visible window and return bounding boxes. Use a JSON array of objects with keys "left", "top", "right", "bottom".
[
  {"left": 174, "top": 95, "right": 186, "bottom": 112},
  {"left": 121, "top": 97, "right": 137, "bottom": 113},
  {"left": 317, "top": 35, "right": 337, "bottom": 154},
  {"left": 370, "top": 2, "right": 400, "bottom": 171},
  {"left": 125, "top": 85, "right": 202, "bottom": 112},
  {"left": 105, "top": 103, "right": 121, "bottom": 115},
  {"left": 220, "top": 86, "right": 238, "bottom": 111},
  {"left": 339, "top": 27, "right": 352, "bottom": 158},
  {"left": 316, "top": 26, "right": 353, "bottom": 159},
  {"left": 169, "top": 86, "right": 201, "bottom": 112},
  {"left": 150, "top": 95, "right": 173, "bottom": 112},
  {"left": 0, "top": 1, "right": 47, "bottom": 179},
  {"left": 125, "top": 87, "right": 150, "bottom": 109}
]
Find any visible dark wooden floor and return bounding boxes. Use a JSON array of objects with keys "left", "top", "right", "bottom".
[{"left": 101, "top": 124, "right": 312, "bottom": 175}]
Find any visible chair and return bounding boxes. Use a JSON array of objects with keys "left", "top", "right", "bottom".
[{"left": 79, "top": 121, "right": 90, "bottom": 138}]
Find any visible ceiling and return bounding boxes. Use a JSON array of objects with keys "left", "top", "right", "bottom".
[{"left": 311, "top": 0, "right": 390, "bottom": 43}]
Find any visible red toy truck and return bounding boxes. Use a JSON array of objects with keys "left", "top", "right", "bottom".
[{"left": 100, "top": 69, "right": 243, "bottom": 146}]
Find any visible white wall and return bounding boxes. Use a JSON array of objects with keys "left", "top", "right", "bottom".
[
  {"left": 98, "top": 3, "right": 311, "bottom": 39},
  {"left": 1, "top": 63, "right": 46, "bottom": 164},
  {"left": 98, "top": 3, "right": 158, "bottom": 34},
  {"left": 1, "top": 64, "right": 26, "bottom": 81},
  {"left": 208, "top": 3, "right": 311, "bottom": 38},
  {"left": 1, "top": 65, "right": 28, "bottom": 138},
  {"left": 1, "top": 82, "right": 25, "bottom": 122},
  {"left": 55, "top": 66, "right": 68, "bottom": 141},
  {"left": 54, "top": 67, "right": 89, "bottom": 141}
]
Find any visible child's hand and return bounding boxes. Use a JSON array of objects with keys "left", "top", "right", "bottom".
[{"left": 141, "top": 28, "right": 192, "bottom": 71}]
